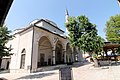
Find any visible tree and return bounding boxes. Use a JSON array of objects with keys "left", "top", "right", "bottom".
[
  {"left": 65, "top": 17, "right": 78, "bottom": 47},
  {"left": 0, "top": 25, "right": 13, "bottom": 59},
  {"left": 105, "top": 14, "right": 120, "bottom": 43},
  {"left": 65, "top": 15, "right": 104, "bottom": 55}
]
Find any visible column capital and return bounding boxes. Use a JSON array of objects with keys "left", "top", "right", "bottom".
[
  {"left": 62, "top": 49, "right": 65, "bottom": 51},
  {"left": 52, "top": 50, "right": 55, "bottom": 51},
  {"left": 52, "top": 45, "right": 56, "bottom": 49},
  {"left": 52, "top": 56, "right": 55, "bottom": 58}
]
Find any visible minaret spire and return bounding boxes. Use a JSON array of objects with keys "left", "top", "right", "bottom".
[
  {"left": 65, "top": 8, "right": 69, "bottom": 36},
  {"left": 65, "top": 8, "right": 69, "bottom": 23}
]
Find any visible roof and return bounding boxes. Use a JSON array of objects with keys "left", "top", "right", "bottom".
[
  {"left": 14, "top": 18, "right": 66, "bottom": 38},
  {"left": 15, "top": 24, "right": 66, "bottom": 39},
  {"left": 103, "top": 43, "right": 120, "bottom": 50},
  {"left": 35, "top": 25, "right": 66, "bottom": 39},
  {"left": 0, "top": 0, "right": 14, "bottom": 25},
  {"left": 35, "top": 19, "right": 64, "bottom": 32}
]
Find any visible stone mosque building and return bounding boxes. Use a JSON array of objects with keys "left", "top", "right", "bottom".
[{"left": 0, "top": 10, "right": 83, "bottom": 72}]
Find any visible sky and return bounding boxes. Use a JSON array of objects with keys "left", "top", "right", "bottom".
[{"left": 5, "top": 0, "right": 120, "bottom": 40}]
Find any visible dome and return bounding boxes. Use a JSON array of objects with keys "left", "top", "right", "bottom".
[{"left": 29, "top": 19, "right": 39, "bottom": 25}]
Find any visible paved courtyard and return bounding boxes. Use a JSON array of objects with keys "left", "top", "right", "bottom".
[{"left": 1, "top": 63, "right": 120, "bottom": 80}]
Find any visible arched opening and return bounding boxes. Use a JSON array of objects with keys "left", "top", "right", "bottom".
[
  {"left": 55, "top": 41, "right": 64, "bottom": 64},
  {"left": 6, "top": 61, "right": 10, "bottom": 69},
  {"left": 66, "top": 43, "right": 72, "bottom": 63},
  {"left": 37, "top": 36, "right": 52, "bottom": 67},
  {"left": 20, "top": 48, "right": 26, "bottom": 69}
]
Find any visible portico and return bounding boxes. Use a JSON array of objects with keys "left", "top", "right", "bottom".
[
  {"left": 1, "top": 18, "right": 83, "bottom": 73},
  {"left": 24, "top": 19, "right": 79, "bottom": 72}
]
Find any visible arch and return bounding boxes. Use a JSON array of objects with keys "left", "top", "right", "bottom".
[
  {"left": 37, "top": 36, "right": 53, "bottom": 67},
  {"left": 54, "top": 39, "right": 64, "bottom": 48},
  {"left": 20, "top": 48, "right": 26, "bottom": 69},
  {"left": 55, "top": 40, "right": 64, "bottom": 64},
  {"left": 66, "top": 43, "right": 72, "bottom": 63},
  {"left": 38, "top": 35, "right": 53, "bottom": 47}
]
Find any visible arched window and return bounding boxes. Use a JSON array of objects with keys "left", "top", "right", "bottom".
[
  {"left": 20, "top": 48, "right": 26, "bottom": 69},
  {"left": 21, "top": 48, "right": 26, "bottom": 53}
]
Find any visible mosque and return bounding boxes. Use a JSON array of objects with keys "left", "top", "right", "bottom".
[{"left": 0, "top": 10, "right": 83, "bottom": 73}]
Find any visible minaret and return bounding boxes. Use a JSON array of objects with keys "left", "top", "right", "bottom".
[
  {"left": 65, "top": 9, "right": 69, "bottom": 23},
  {"left": 65, "top": 8, "right": 69, "bottom": 36}
]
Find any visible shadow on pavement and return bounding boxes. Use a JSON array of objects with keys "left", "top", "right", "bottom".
[
  {"left": 16, "top": 72, "right": 56, "bottom": 80},
  {"left": 0, "top": 78, "right": 8, "bottom": 80},
  {"left": 99, "top": 61, "right": 120, "bottom": 67},
  {"left": 110, "top": 61, "right": 120, "bottom": 66},
  {"left": 0, "top": 70, "right": 10, "bottom": 74},
  {"left": 70, "top": 61, "right": 91, "bottom": 68}
]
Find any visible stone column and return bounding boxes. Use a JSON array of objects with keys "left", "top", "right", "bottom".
[
  {"left": 52, "top": 46, "right": 56, "bottom": 65},
  {"left": 63, "top": 50, "right": 66, "bottom": 63},
  {"left": 71, "top": 48, "right": 75, "bottom": 63}
]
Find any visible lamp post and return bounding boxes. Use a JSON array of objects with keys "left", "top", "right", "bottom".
[
  {"left": 0, "top": 0, "right": 14, "bottom": 25},
  {"left": 118, "top": 0, "right": 120, "bottom": 6}
]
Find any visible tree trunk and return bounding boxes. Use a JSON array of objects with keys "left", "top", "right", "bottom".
[
  {"left": 77, "top": 47, "right": 84, "bottom": 62},
  {"left": 93, "top": 58, "right": 99, "bottom": 67}
]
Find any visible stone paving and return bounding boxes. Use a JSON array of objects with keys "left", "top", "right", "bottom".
[{"left": 1, "top": 63, "right": 120, "bottom": 80}]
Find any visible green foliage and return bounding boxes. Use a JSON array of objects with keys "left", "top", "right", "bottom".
[
  {"left": 105, "top": 14, "right": 120, "bottom": 43},
  {"left": 0, "top": 25, "right": 13, "bottom": 58},
  {"left": 116, "top": 46, "right": 120, "bottom": 54},
  {"left": 65, "top": 15, "right": 104, "bottom": 54},
  {"left": 65, "top": 17, "right": 78, "bottom": 47},
  {"left": 92, "top": 53, "right": 98, "bottom": 59}
]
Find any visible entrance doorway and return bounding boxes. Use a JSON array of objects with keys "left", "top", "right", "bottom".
[
  {"left": 6, "top": 61, "right": 10, "bottom": 69},
  {"left": 20, "top": 54, "right": 26, "bottom": 69},
  {"left": 40, "top": 54, "right": 45, "bottom": 66},
  {"left": 38, "top": 36, "right": 52, "bottom": 67},
  {"left": 55, "top": 42, "right": 63, "bottom": 64}
]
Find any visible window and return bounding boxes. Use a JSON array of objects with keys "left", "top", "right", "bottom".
[{"left": 20, "top": 48, "right": 26, "bottom": 69}]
